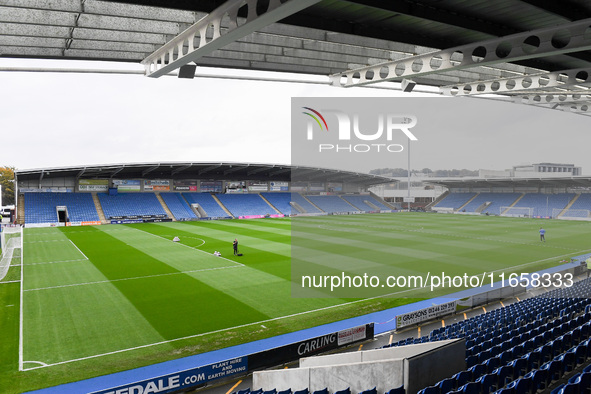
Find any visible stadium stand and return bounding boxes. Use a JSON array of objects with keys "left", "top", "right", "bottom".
[
  {"left": 306, "top": 195, "right": 358, "bottom": 213},
  {"left": 432, "top": 193, "right": 477, "bottom": 210},
  {"left": 341, "top": 194, "right": 391, "bottom": 211},
  {"left": 291, "top": 193, "right": 322, "bottom": 213},
  {"left": 261, "top": 192, "right": 292, "bottom": 215},
  {"left": 562, "top": 194, "right": 591, "bottom": 218},
  {"left": 508, "top": 193, "right": 575, "bottom": 217},
  {"left": 160, "top": 193, "right": 197, "bottom": 220},
  {"left": 461, "top": 193, "right": 521, "bottom": 214},
  {"left": 182, "top": 193, "right": 230, "bottom": 218},
  {"left": 380, "top": 279, "right": 591, "bottom": 394},
  {"left": 238, "top": 276, "right": 591, "bottom": 394},
  {"left": 98, "top": 192, "right": 167, "bottom": 219},
  {"left": 216, "top": 194, "right": 275, "bottom": 217},
  {"left": 24, "top": 192, "right": 99, "bottom": 223}
]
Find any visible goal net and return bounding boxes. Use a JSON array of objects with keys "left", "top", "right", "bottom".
[
  {"left": 0, "top": 226, "right": 22, "bottom": 281},
  {"left": 552, "top": 208, "right": 591, "bottom": 220},
  {"left": 500, "top": 206, "right": 533, "bottom": 217}
]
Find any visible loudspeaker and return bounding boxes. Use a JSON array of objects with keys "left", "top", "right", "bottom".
[
  {"left": 178, "top": 64, "right": 197, "bottom": 79},
  {"left": 401, "top": 79, "right": 416, "bottom": 92}
]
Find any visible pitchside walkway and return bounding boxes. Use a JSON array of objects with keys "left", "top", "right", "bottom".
[{"left": 29, "top": 255, "right": 591, "bottom": 394}]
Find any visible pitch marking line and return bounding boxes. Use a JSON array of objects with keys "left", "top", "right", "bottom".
[
  {"left": 68, "top": 239, "right": 89, "bottom": 260},
  {"left": 24, "top": 265, "right": 244, "bottom": 292},
  {"left": 19, "top": 226, "right": 24, "bottom": 372},
  {"left": 0, "top": 280, "right": 20, "bottom": 284},
  {"left": 24, "top": 259, "right": 88, "bottom": 266},
  {"left": 21, "top": 294, "right": 386, "bottom": 371},
  {"left": 23, "top": 361, "right": 48, "bottom": 367},
  {"left": 24, "top": 240, "right": 71, "bottom": 244},
  {"left": 133, "top": 227, "right": 244, "bottom": 267}
]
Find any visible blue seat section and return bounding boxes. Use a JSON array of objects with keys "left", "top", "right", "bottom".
[
  {"left": 291, "top": 193, "right": 322, "bottom": 213},
  {"left": 160, "top": 193, "right": 196, "bottom": 220},
  {"left": 508, "top": 193, "right": 574, "bottom": 217},
  {"left": 216, "top": 194, "right": 274, "bottom": 217},
  {"left": 409, "top": 278, "right": 591, "bottom": 394},
  {"left": 261, "top": 192, "right": 292, "bottom": 215},
  {"left": 433, "top": 193, "right": 476, "bottom": 209},
  {"left": 563, "top": 194, "right": 591, "bottom": 218},
  {"left": 182, "top": 193, "right": 229, "bottom": 218},
  {"left": 25, "top": 192, "right": 99, "bottom": 223},
  {"left": 461, "top": 193, "right": 521, "bottom": 214},
  {"left": 98, "top": 192, "right": 166, "bottom": 219},
  {"left": 306, "top": 195, "right": 357, "bottom": 213},
  {"left": 340, "top": 195, "right": 391, "bottom": 211}
]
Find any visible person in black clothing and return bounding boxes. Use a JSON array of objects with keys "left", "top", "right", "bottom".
[{"left": 233, "top": 238, "right": 238, "bottom": 255}]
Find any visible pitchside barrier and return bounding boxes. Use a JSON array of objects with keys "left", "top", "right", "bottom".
[{"left": 90, "top": 324, "right": 374, "bottom": 394}]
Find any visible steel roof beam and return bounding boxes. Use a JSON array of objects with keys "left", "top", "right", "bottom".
[
  {"left": 171, "top": 164, "right": 193, "bottom": 175},
  {"left": 141, "top": 0, "right": 322, "bottom": 78},
  {"left": 440, "top": 67, "right": 591, "bottom": 96},
  {"left": 331, "top": 18, "right": 591, "bottom": 88},
  {"left": 142, "top": 164, "right": 160, "bottom": 177},
  {"left": 513, "top": 93, "right": 591, "bottom": 105}
]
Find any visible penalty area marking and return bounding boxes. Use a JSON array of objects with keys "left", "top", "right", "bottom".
[
  {"left": 24, "top": 264, "right": 244, "bottom": 292},
  {"left": 22, "top": 246, "right": 591, "bottom": 370},
  {"left": 69, "top": 239, "right": 89, "bottom": 260},
  {"left": 21, "top": 294, "right": 388, "bottom": 371},
  {"left": 24, "top": 258, "right": 88, "bottom": 266}
]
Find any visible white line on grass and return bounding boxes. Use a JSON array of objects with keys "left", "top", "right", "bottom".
[
  {"left": 315, "top": 223, "right": 582, "bottom": 252},
  {"left": 22, "top": 243, "right": 589, "bottom": 371},
  {"left": 69, "top": 239, "right": 89, "bottom": 260},
  {"left": 132, "top": 227, "right": 243, "bottom": 267},
  {"left": 23, "top": 240, "right": 70, "bottom": 243},
  {"left": 24, "top": 259, "right": 88, "bottom": 266},
  {"left": 21, "top": 294, "right": 391, "bottom": 371},
  {"left": 24, "top": 264, "right": 244, "bottom": 292},
  {"left": 19, "top": 226, "right": 24, "bottom": 372},
  {"left": 0, "top": 280, "right": 20, "bottom": 284}
]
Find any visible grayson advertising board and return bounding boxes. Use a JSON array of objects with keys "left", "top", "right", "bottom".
[{"left": 396, "top": 301, "right": 457, "bottom": 329}]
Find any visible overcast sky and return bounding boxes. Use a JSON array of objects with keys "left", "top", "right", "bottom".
[{"left": 2, "top": 58, "right": 590, "bottom": 175}]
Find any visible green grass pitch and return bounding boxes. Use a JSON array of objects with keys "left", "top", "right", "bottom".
[{"left": 1, "top": 213, "right": 591, "bottom": 393}]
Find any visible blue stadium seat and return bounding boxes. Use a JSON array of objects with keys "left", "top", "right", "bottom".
[
  {"left": 25, "top": 192, "right": 100, "bottom": 223},
  {"left": 160, "top": 193, "right": 197, "bottom": 220},
  {"left": 277, "top": 390, "right": 292, "bottom": 394},
  {"left": 512, "top": 375, "right": 532, "bottom": 394},
  {"left": 453, "top": 371, "right": 472, "bottom": 387},
  {"left": 459, "top": 382, "right": 479, "bottom": 394},
  {"left": 437, "top": 378, "right": 456, "bottom": 394},
  {"left": 293, "top": 390, "right": 308, "bottom": 394},
  {"left": 417, "top": 386, "right": 439, "bottom": 394},
  {"left": 334, "top": 388, "right": 351, "bottom": 394},
  {"left": 529, "top": 369, "right": 548, "bottom": 393},
  {"left": 476, "top": 374, "right": 497, "bottom": 394},
  {"left": 384, "top": 385, "right": 404, "bottom": 394},
  {"left": 493, "top": 365, "right": 513, "bottom": 388},
  {"left": 358, "top": 388, "right": 376, "bottom": 394}
]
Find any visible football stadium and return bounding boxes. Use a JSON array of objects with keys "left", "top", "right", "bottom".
[{"left": 3, "top": 1, "right": 591, "bottom": 394}]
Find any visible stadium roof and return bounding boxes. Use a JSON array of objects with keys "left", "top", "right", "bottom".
[
  {"left": 426, "top": 176, "right": 591, "bottom": 189},
  {"left": 14, "top": 162, "right": 395, "bottom": 187},
  {"left": 3, "top": 1, "right": 591, "bottom": 113}
]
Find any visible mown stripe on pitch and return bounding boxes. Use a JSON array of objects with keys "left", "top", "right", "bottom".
[{"left": 60, "top": 226, "right": 270, "bottom": 340}]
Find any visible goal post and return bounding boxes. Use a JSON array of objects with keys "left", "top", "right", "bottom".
[
  {"left": 0, "top": 226, "right": 22, "bottom": 281},
  {"left": 500, "top": 206, "right": 533, "bottom": 217},
  {"left": 553, "top": 208, "right": 591, "bottom": 219}
]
